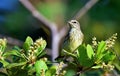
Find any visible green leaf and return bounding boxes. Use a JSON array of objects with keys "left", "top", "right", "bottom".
[
  {"left": 3, "top": 50, "right": 27, "bottom": 62},
  {"left": 101, "top": 51, "right": 116, "bottom": 63},
  {"left": 87, "top": 44, "right": 94, "bottom": 59},
  {"left": 62, "top": 49, "right": 77, "bottom": 58},
  {"left": 77, "top": 45, "right": 94, "bottom": 67},
  {"left": 35, "top": 60, "right": 48, "bottom": 76},
  {"left": 114, "top": 62, "right": 120, "bottom": 71},
  {"left": 12, "top": 46, "right": 21, "bottom": 51},
  {"left": 23, "top": 36, "right": 33, "bottom": 52},
  {"left": 92, "top": 65, "right": 101, "bottom": 69},
  {"left": 37, "top": 51, "right": 46, "bottom": 59},
  {"left": 0, "top": 39, "right": 7, "bottom": 52},
  {"left": 96, "top": 41, "right": 106, "bottom": 56},
  {"left": 96, "top": 41, "right": 106, "bottom": 62},
  {"left": 27, "top": 65, "right": 36, "bottom": 76},
  {"left": 5, "top": 62, "right": 27, "bottom": 69},
  {"left": 0, "top": 60, "right": 9, "bottom": 67},
  {"left": 45, "top": 66, "right": 57, "bottom": 76},
  {"left": 36, "top": 38, "right": 47, "bottom": 56},
  {"left": 3, "top": 50, "right": 22, "bottom": 58}
]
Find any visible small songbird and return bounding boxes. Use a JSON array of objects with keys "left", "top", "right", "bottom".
[{"left": 61, "top": 20, "right": 84, "bottom": 56}]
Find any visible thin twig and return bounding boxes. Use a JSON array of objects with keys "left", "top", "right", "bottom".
[
  {"left": 112, "top": 69, "right": 120, "bottom": 76},
  {"left": 73, "top": 0, "right": 99, "bottom": 20}
]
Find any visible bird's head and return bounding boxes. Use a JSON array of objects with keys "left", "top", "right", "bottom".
[{"left": 68, "top": 20, "right": 80, "bottom": 29}]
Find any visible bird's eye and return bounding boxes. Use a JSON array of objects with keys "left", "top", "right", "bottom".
[{"left": 73, "top": 21, "right": 77, "bottom": 23}]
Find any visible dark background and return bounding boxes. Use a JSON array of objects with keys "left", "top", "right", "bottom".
[{"left": 0, "top": 0, "right": 120, "bottom": 75}]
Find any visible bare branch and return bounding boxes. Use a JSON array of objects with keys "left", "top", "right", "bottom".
[
  {"left": 73, "top": 0, "right": 99, "bottom": 20},
  {"left": 0, "top": 34, "right": 23, "bottom": 46},
  {"left": 19, "top": 0, "right": 57, "bottom": 30},
  {"left": 19, "top": 0, "right": 66, "bottom": 61},
  {"left": 112, "top": 69, "right": 120, "bottom": 76},
  {"left": 59, "top": 26, "right": 68, "bottom": 39}
]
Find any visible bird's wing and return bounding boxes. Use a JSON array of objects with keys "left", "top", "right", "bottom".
[{"left": 62, "top": 29, "right": 70, "bottom": 48}]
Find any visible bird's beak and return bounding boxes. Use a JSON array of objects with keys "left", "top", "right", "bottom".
[
  {"left": 68, "top": 21, "right": 72, "bottom": 27},
  {"left": 68, "top": 21, "right": 71, "bottom": 24},
  {"left": 67, "top": 21, "right": 71, "bottom": 28},
  {"left": 68, "top": 21, "right": 72, "bottom": 28}
]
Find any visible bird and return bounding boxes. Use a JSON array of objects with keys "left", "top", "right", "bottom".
[{"left": 61, "top": 20, "right": 84, "bottom": 56}]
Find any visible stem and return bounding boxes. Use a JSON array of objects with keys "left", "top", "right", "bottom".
[
  {"left": 73, "top": 0, "right": 99, "bottom": 20},
  {"left": 63, "top": 49, "right": 77, "bottom": 58}
]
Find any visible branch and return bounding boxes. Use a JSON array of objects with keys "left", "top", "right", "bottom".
[
  {"left": 59, "top": 26, "right": 68, "bottom": 39},
  {"left": 19, "top": 0, "right": 68, "bottom": 61},
  {"left": 19, "top": 0, "right": 97, "bottom": 61},
  {"left": 73, "top": 0, "right": 99, "bottom": 20},
  {"left": 19, "top": 0, "right": 57, "bottom": 30},
  {"left": 112, "top": 69, "right": 120, "bottom": 76},
  {"left": 0, "top": 34, "right": 23, "bottom": 46}
]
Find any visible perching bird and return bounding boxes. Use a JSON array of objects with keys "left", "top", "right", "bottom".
[{"left": 61, "top": 20, "right": 84, "bottom": 56}]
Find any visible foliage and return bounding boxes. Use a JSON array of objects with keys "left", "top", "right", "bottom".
[{"left": 0, "top": 33, "right": 119, "bottom": 76}]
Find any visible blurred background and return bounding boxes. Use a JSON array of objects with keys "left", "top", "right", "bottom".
[{"left": 0, "top": 0, "right": 120, "bottom": 75}]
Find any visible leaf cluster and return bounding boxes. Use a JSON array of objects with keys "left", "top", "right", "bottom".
[
  {"left": 0, "top": 33, "right": 118, "bottom": 76},
  {"left": 57, "top": 34, "right": 117, "bottom": 75}
]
